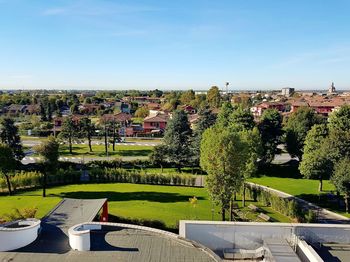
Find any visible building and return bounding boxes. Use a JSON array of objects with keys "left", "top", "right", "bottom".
[
  {"left": 143, "top": 112, "right": 169, "bottom": 134},
  {"left": 251, "top": 102, "right": 286, "bottom": 117},
  {"left": 328, "top": 82, "right": 337, "bottom": 94},
  {"left": 0, "top": 199, "right": 218, "bottom": 262},
  {"left": 180, "top": 220, "right": 350, "bottom": 261},
  {"left": 281, "top": 87, "right": 295, "bottom": 97}
]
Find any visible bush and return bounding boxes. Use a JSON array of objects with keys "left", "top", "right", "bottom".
[{"left": 246, "top": 183, "right": 309, "bottom": 221}]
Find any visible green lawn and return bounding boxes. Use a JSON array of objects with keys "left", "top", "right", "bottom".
[
  {"left": 0, "top": 183, "right": 291, "bottom": 228},
  {"left": 248, "top": 177, "right": 335, "bottom": 196},
  {"left": 59, "top": 144, "right": 153, "bottom": 157}
]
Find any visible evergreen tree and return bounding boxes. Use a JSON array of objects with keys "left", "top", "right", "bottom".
[
  {"left": 0, "top": 144, "right": 17, "bottom": 195},
  {"left": 258, "top": 109, "right": 283, "bottom": 164},
  {"left": 284, "top": 107, "right": 323, "bottom": 160},
  {"left": 191, "top": 107, "right": 216, "bottom": 166},
  {"left": 163, "top": 110, "right": 192, "bottom": 171},
  {"left": 0, "top": 118, "right": 24, "bottom": 161}
]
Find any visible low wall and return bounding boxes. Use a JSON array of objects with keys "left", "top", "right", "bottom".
[
  {"left": 0, "top": 218, "right": 41, "bottom": 251},
  {"left": 179, "top": 221, "right": 350, "bottom": 252}
]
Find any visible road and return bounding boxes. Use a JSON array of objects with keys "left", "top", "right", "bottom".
[{"left": 21, "top": 140, "right": 157, "bottom": 164}]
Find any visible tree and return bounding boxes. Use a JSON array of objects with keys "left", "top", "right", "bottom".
[
  {"left": 0, "top": 144, "right": 17, "bottom": 195},
  {"left": 180, "top": 90, "right": 195, "bottom": 105},
  {"left": 200, "top": 126, "right": 249, "bottom": 221},
  {"left": 59, "top": 117, "right": 78, "bottom": 154},
  {"left": 35, "top": 136, "right": 59, "bottom": 197},
  {"left": 216, "top": 102, "right": 234, "bottom": 128},
  {"left": 331, "top": 158, "right": 350, "bottom": 213},
  {"left": 134, "top": 107, "right": 149, "bottom": 118},
  {"left": 229, "top": 106, "right": 255, "bottom": 131},
  {"left": 206, "top": 86, "right": 221, "bottom": 109},
  {"left": 0, "top": 118, "right": 24, "bottom": 161},
  {"left": 149, "top": 145, "right": 168, "bottom": 173},
  {"left": 239, "top": 128, "right": 263, "bottom": 206},
  {"left": 299, "top": 124, "right": 330, "bottom": 191},
  {"left": 329, "top": 105, "right": 350, "bottom": 131},
  {"left": 191, "top": 107, "right": 217, "bottom": 166},
  {"left": 258, "top": 109, "right": 283, "bottom": 164},
  {"left": 163, "top": 110, "right": 192, "bottom": 171},
  {"left": 284, "top": 107, "right": 323, "bottom": 160},
  {"left": 80, "top": 117, "right": 95, "bottom": 152}
]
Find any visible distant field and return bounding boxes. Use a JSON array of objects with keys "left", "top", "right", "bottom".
[{"left": 0, "top": 183, "right": 291, "bottom": 228}]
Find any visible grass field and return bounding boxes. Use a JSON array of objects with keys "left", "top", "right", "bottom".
[
  {"left": 0, "top": 183, "right": 291, "bottom": 228},
  {"left": 248, "top": 177, "right": 335, "bottom": 196},
  {"left": 59, "top": 144, "right": 153, "bottom": 157}
]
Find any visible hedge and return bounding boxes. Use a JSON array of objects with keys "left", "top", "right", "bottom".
[
  {"left": 245, "top": 183, "right": 311, "bottom": 222},
  {"left": 0, "top": 168, "right": 198, "bottom": 193}
]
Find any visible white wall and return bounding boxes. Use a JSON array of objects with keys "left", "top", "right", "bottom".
[
  {"left": 180, "top": 221, "right": 350, "bottom": 252},
  {"left": 0, "top": 219, "right": 41, "bottom": 252}
]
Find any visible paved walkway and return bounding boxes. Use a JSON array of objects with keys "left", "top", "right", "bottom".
[{"left": 247, "top": 182, "right": 350, "bottom": 224}]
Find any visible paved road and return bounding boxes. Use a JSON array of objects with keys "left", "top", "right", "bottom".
[
  {"left": 21, "top": 155, "right": 149, "bottom": 165},
  {"left": 247, "top": 182, "right": 350, "bottom": 224}
]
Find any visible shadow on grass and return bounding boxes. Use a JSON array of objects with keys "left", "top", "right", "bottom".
[
  {"left": 58, "top": 191, "right": 204, "bottom": 203},
  {"left": 257, "top": 160, "right": 302, "bottom": 179},
  {"left": 107, "top": 214, "right": 178, "bottom": 233}
]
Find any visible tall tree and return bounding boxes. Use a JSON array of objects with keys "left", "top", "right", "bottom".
[
  {"left": 59, "top": 116, "right": 78, "bottom": 154},
  {"left": 0, "top": 118, "right": 24, "bottom": 161},
  {"left": 150, "top": 145, "right": 168, "bottom": 173},
  {"left": 80, "top": 117, "right": 95, "bottom": 152},
  {"left": 239, "top": 128, "right": 263, "bottom": 206},
  {"left": 180, "top": 90, "right": 195, "bottom": 105},
  {"left": 284, "top": 107, "right": 323, "bottom": 160},
  {"left": 331, "top": 158, "right": 350, "bottom": 213},
  {"left": 163, "top": 110, "right": 192, "bottom": 171},
  {"left": 191, "top": 107, "right": 217, "bottom": 166},
  {"left": 200, "top": 126, "right": 249, "bottom": 221},
  {"left": 258, "top": 109, "right": 283, "bottom": 164},
  {"left": 216, "top": 102, "right": 234, "bottom": 128},
  {"left": 0, "top": 144, "right": 17, "bottom": 195},
  {"left": 328, "top": 105, "right": 350, "bottom": 131},
  {"left": 229, "top": 106, "right": 255, "bottom": 131},
  {"left": 299, "top": 124, "right": 330, "bottom": 191},
  {"left": 206, "top": 86, "right": 221, "bottom": 109},
  {"left": 35, "top": 136, "right": 59, "bottom": 197}
]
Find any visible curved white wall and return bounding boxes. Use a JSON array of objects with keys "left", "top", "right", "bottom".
[
  {"left": 68, "top": 222, "right": 179, "bottom": 251},
  {"left": 0, "top": 219, "right": 41, "bottom": 251}
]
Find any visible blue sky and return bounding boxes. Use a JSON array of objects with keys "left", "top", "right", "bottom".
[{"left": 0, "top": 0, "right": 349, "bottom": 90}]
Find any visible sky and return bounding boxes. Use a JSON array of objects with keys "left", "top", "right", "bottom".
[{"left": 0, "top": 0, "right": 350, "bottom": 90}]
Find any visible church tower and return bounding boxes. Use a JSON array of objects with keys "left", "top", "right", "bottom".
[{"left": 328, "top": 82, "right": 336, "bottom": 94}]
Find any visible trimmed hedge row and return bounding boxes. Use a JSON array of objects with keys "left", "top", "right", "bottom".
[
  {"left": 245, "top": 183, "right": 314, "bottom": 222},
  {"left": 0, "top": 168, "right": 198, "bottom": 193}
]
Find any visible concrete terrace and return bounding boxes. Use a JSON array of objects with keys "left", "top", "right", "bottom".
[{"left": 0, "top": 198, "right": 218, "bottom": 262}]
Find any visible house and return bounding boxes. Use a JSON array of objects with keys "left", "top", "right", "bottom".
[
  {"left": 251, "top": 102, "right": 286, "bottom": 117},
  {"left": 6, "top": 104, "right": 26, "bottom": 116},
  {"left": 143, "top": 113, "right": 170, "bottom": 134},
  {"left": 24, "top": 104, "right": 40, "bottom": 115},
  {"left": 181, "top": 105, "right": 196, "bottom": 114},
  {"left": 147, "top": 102, "right": 161, "bottom": 110},
  {"left": 100, "top": 112, "right": 132, "bottom": 125},
  {"left": 78, "top": 104, "right": 101, "bottom": 114}
]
